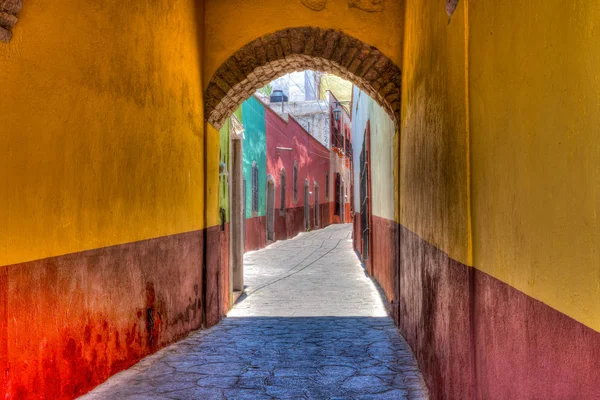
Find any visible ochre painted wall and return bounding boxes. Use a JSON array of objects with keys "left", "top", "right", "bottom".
[
  {"left": 399, "top": 0, "right": 600, "bottom": 398},
  {"left": 0, "top": 0, "right": 206, "bottom": 268},
  {"left": 203, "top": 0, "right": 405, "bottom": 86},
  {"left": 400, "top": 0, "right": 600, "bottom": 335},
  {"left": 399, "top": 0, "right": 470, "bottom": 266},
  {"left": 0, "top": 0, "right": 210, "bottom": 397},
  {"left": 470, "top": 0, "right": 600, "bottom": 333}
]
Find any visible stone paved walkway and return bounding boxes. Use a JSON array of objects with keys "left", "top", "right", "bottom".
[{"left": 81, "top": 224, "right": 428, "bottom": 399}]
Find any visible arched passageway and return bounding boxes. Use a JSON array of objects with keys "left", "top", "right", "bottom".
[
  {"left": 204, "top": 27, "right": 401, "bottom": 129},
  {"left": 83, "top": 225, "right": 429, "bottom": 399},
  {"left": 5, "top": 0, "right": 600, "bottom": 398},
  {"left": 206, "top": 30, "right": 403, "bottom": 325}
]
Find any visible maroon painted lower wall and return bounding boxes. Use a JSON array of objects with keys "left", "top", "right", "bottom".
[
  {"left": 472, "top": 268, "right": 600, "bottom": 399},
  {"left": 219, "top": 223, "right": 230, "bottom": 317},
  {"left": 320, "top": 203, "right": 333, "bottom": 229},
  {"left": 244, "top": 216, "right": 267, "bottom": 252},
  {"left": 274, "top": 206, "right": 304, "bottom": 241},
  {"left": 394, "top": 224, "right": 600, "bottom": 399},
  {"left": 0, "top": 230, "right": 208, "bottom": 399},
  {"left": 398, "top": 225, "right": 474, "bottom": 400},
  {"left": 371, "top": 216, "right": 398, "bottom": 306},
  {"left": 206, "top": 225, "right": 230, "bottom": 328},
  {"left": 352, "top": 214, "right": 361, "bottom": 254}
]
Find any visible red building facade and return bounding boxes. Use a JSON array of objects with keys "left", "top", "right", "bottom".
[
  {"left": 266, "top": 103, "right": 332, "bottom": 241},
  {"left": 328, "top": 92, "right": 353, "bottom": 224}
]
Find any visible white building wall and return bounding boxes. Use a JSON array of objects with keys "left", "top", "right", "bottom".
[{"left": 351, "top": 86, "right": 396, "bottom": 221}]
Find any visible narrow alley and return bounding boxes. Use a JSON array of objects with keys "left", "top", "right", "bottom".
[{"left": 81, "top": 225, "right": 428, "bottom": 399}]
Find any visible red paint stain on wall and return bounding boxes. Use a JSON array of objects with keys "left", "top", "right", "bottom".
[{"left": 2, "top": 231, "right": 205, "bottom": 399}]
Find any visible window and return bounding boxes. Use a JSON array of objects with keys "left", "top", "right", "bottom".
[
  {"left": 251, "top": 162, "right": 259, "bottom": 213},
  {"left": 293, "top": 161, "right": 298, "bottom": 202},
  {"left": 334, "top": 173, "right": 341, "bottom": 216},
  {"left": 280, "top": 168, "right": 286, "bottom": 211},
  {"left": 325, "top": 171, "right": 329, "bottom": 198}
]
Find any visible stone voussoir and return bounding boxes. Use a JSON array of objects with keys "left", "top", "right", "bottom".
[{"left": 205, "top": 27, "right": 402, "bottom": 126}]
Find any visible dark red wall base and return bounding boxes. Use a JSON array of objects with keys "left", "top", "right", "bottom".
[
  {"left": 0, "top": 231, "right": 207, "bottom": 399},
  {"left": 206, "top": 225, "right": 230, "bottom": 328},
  {"left": 371, "top": 216, "right": 398, "bottom": 305},
  {"left": 273, "top": 205, "right": 305, "bottom": 242},
  {"left": 395, "top": 224, "right": 600, "bottom": 399},
  {"left": 243, "top": 204, "right": 334, "bottom": 254},
  {"left": 353, "top": 218, "right": 600, "bottom": 399},
  {"left": 244, "top": 216, "right": 267, "bottom": 252},
  {"left": 472, "top": 265, "right": 600, "bottom": 399},
  {"left": 398, "top": 224, "right": 474, "bottom": 400}
]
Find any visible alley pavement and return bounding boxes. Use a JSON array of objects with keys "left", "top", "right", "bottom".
[{"left": 81, "top": 224, "right": 428, "bottom": 399}]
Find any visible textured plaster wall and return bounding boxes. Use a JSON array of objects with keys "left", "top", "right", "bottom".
[
  {"left": 218, "top": 120, "right": 231, "bottom": 223},
  {"left": 399, "top": 0, "right": 470, "bottom": 265},
  {"left": 266, "top": 102, "right": 331, "bottom": 211},
  {"left": 207, "top": 123, "right": 222, "bottom": 228},
  {"left": 0, "top": 0, "right": 206, "bottom": 267},
  {"left": 401, "top": 0, "right": 600, "bottom": 332},
  {"left": 399, "top": 0, "right": 600, "bottom": 397},
  {"left": 241, "top": 97, "right": 268, "bottom": 218},
  {"left": 351, "top": 86, "right": 368, "bottom": 214},
  {"left": 470, "top": 0, "right": 600, "bottom": 332},
  {"left": 352, "top": 86, "right": 395, "bottom": 221},
  {"left": 203, "top": 0, "right": 405, "bottom": 86}
]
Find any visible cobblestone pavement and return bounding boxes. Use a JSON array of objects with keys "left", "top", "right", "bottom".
[{"left": 82, "top": 224, "right": 429, "bottom": 399}]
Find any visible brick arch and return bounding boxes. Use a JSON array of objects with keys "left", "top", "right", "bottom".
[
  {"left": 205, "top": 27, "right": 401, "bottom": 129},
  {"left": 0, "top": 0, "right": 22, "bottom": 42}
]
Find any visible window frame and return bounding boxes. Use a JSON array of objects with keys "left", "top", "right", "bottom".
[
  {"left": 251, "top": 161, "right": 259, "bottom": 214},
  {"left": 293, "top": 161, "right": 298, "bottom": 202},
  {"left": 280, "top": 168, "right": 286, "bottom": 212}
]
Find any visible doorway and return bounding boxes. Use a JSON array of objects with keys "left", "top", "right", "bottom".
[
  {"left": 360, "top": 129, "right": 371, "bottom": 262},
  {"left": 266, "top": 176, "right": 275, "bottom": 242},
  {"left": 340, "top": 182, "right": 345, "bottom": 222},
  {"left": 229, "top": 115, "right": 245, "bottom": 296},
  {"left": 304, "top": 179, "right": 310, "bottom": 230}
]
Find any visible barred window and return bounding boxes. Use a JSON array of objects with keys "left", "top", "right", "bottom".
[
  {"left": 293, "top": 162, "right": 298, "bottom": 201},
  {"left": 251, "top": 161, "right": 259, "bottom": 213},
  {"left": 280, "top": 168, "right": 286, "bottom": 211}
]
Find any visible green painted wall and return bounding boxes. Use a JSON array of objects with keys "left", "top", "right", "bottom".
[
  {"left": 241, "top": 97, "right": 267, "bottom": 218},
  {"left": 218, "top": 119, "right": 230, "bottom": 224}
]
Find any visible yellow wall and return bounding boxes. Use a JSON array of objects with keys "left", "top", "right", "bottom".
[
  {"left": 320, "top": 74, "right": 353, "bottom": 106},
  {"left": 399, "top": 0, "right": 471, "bottom": 265},
  {"left": 470, "top": 0, "right": 600, "bottom": 332},
  {"left": 203, "top": 0, "right": 405, "bottom": 86},
  {"left": 400, "top": 0, "right": 600, "bottom": 332},
  {"left": 0, "top": 0, "right": 206, "bottom": 267}
]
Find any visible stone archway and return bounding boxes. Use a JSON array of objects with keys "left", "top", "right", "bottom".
[
  {"left": 0, "top": 0, "right": 22, "bottom": 42},
  {"left": 205, "top": 27, "right": 401, "bottom": 129}
]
